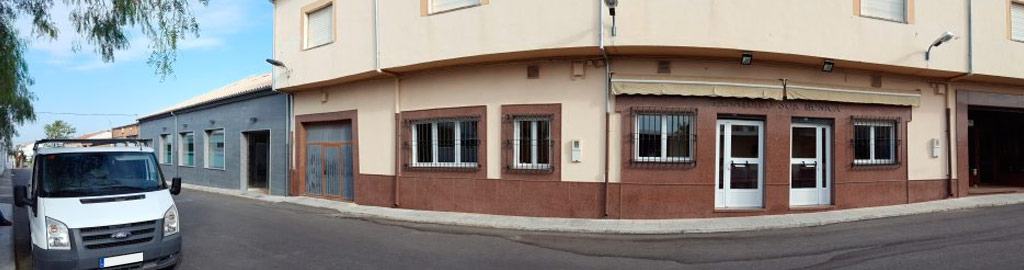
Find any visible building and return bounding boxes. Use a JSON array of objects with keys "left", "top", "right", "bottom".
[
  {"left": 112, "top": 123, "right": 140, "bottom": 139},
  {"left": 138, "top": 74, "right": 290, "bottom": 195},
  {"left": 271, "top": 0, "right": 1024, "bottom": 218}
]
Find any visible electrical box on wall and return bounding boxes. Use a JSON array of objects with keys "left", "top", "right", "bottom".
[
  {"left": 931, "top": 138, "right": 941, "bottom": 158},
  {"left": 571, "top": 140, "right": 581, "bottom": 163}
]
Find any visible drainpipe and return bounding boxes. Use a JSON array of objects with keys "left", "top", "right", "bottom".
[
  {"left": 598, "top": 0, "right": 612, "bottom": 218},
  {"left": 946, "top": 0, "right": 974, "bottom": 197},
  {"left": 374, "top": 0, "right": 403, "bottom": 207},
  {"left": 172, "top": 111, "right": 179, "bottom": 178}
]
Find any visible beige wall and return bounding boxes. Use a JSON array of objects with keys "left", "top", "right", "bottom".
[
  {"left": 399, "top": 62, "right": 607, "bottom": 182},
  {"left": 971, "top": 0, "right": 1024, "bottom": 79},
  {"left": 275, "top": 0, "right": 1024, "bottom": 90},
  {"left": 274, "top": 0, "right": 376, "bottom": 89},
  {"left": 293, "top": 79, "right": 397, "bottom": 175}
]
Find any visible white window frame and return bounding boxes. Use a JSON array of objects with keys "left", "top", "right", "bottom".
[
  {"left": 859, "top": 0, "right": 908, "bottom": 23},
  {"left": 160, "top": 134, "right": 173, "bottom": 165},
  {"left": 205, "top": 129, "right": 226, "bottom": 170},
  {"left": 428, "top": 0, "right": 482, "bottom": 14},
  {"left": 411, "top": 119, "right": 479, "bottom": 168},
  {"left": 303, "top": 3, "right": 334, "bottom": 49},
  {"left": 853, "top": 122, "right": 897, "bottom": 165},
  {"left": 513, "top": 117, "right": 551, "bottom": 170},
  {"left": 634, "top": 114, "right": 693, "bottom": 163},
  {"left": 179, "top": 132, "right": 195, "bottom": 167},
  {"left": 1012, "top": 1, "right": 1024, "bottom": 42}
]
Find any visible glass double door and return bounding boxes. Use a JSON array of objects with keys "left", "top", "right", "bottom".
[
  {"left": 790, "top": 123, "right": 831, "bottom": 206},
  {"left": 715, "top": 120, "right": 764, "bottom": 208}
]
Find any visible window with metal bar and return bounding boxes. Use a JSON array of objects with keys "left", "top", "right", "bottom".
[
  {"left": 634, "top": 113, "right": 694, "bottom": 163},
  {"left": 853, "top": 119, "right": 898, "bottom": 165},
  {"left": 411, "top": 119, "right": 479, "bottom": 168},
  {"left": 512, "top": 117, "right": 552, "bottom": 170}
]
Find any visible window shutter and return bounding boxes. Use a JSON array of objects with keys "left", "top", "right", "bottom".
[
  {"left": 305, "top": 5, "right": 333, "bottom": 48},
  {"left": 860, "top": 0, "right": 906, "bottom": 22},
  {"left": 1013, "top": 3, "right": 1024, "bottom": 41},
  {"left": 430, "top": 0, "right": 481, "bottom": 13}
]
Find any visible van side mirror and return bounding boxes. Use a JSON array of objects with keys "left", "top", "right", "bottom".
[
  {"left": 14, "top": 186, "right": 32, "bottom": 207},
  {"left": 170, "top": 177, "right": 182, "bottom": 195}
]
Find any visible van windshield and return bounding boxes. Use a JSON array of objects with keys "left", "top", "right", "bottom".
[{"left": 38, "top": 152, "right": 164, "bottom": 198}]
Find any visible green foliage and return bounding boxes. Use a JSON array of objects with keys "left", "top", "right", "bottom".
[
  {"left": 0, "top": 0, "right": 208, "bottom": 148},
  {"left": 43, "top": 120, "right": 75, "bottom": 139}
]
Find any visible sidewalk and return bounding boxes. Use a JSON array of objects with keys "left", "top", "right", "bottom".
[
  {"left": 183, "top": 183, "right": 1024, "bottom": 234},
  {"left": 1, "top": 170, "right": 14, "bottom": 270}
]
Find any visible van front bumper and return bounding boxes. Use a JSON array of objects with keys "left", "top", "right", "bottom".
[{"left": 32, "top": 234, "right": 181, "bottom": 270}]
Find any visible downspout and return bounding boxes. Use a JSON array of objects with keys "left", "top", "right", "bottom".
[
  {"left": 599, "top": 0, "right": 612, "bottom": 218},
  {"left": 374, "top": 0, "right": 402, "bottom": 207},
  {"left": 946, "top": 0, "right": 973, "bottom": 197},
  {"left": 172, "top": 111, "right": 179, "bottom": 178}
]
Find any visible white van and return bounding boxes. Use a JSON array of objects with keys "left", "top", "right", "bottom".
[{"left": 15, "top": 139, "right": 182, "bottom": 269}]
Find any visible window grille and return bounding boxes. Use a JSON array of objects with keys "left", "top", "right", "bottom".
[
  {"left": 506, "top": 116, "right": 554, "bottom": 172},
  {"left": 630, "top": 107, "right": 697, "bottom": 167},
  {"left": 1013, "top": 2, "right": 1024, "bottom": 42},
  {"left": 408, "top": 117, "right": 480, "bottom": 169},
  {"left": 852, "top": 116, "right": 900, "bottom": 166}
]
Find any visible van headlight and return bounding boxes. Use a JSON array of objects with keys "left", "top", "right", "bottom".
[
  {"left": 163, "top": 205, "right": 179, "bottom": 237},
  {"left": 45, "top": 217, "right": 70, "bottom": 250}
]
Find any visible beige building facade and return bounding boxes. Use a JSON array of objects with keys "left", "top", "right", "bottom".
[{"left": 273, "top": 0, "right": 1024, "bottom": 218}]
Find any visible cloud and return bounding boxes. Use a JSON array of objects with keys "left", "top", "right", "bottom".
[{"left": 22, "top": 0, "right": 252, "bottom": 70}]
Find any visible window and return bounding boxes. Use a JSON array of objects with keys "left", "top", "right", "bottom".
[
  {"left": 860, "top": 0, "right": 907, "bottom": 23},
  {"left": 179, "top": 132, "right": 195, "bottom": 167},
  {"left": 160, "top": 134, "right": 173, "bottom": 165},
  {"left": 853, "top": 120, "right": 897, "bottom": 165},
  {"left": 304, "top": 3, "right": 333, "bottom": 49},
  {"left": 513, "top": 118, "right": 552, "bottom": 170},
  {"left": 1013, "top": 2, "right": 1024, "bottom": 42},
  {"left": 428, "top": 0, "right": 481, "bottom": 14},
  {"left": 411, "top": 119, "right": 479, "bottom": 168},
  {"left": 206, "top": 130, "right": 225, "bottom": 169},
  {"left": 634, "top": 113, "right": 694, "bottom": 163}
]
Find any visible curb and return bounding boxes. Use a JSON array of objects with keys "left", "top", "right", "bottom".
[{"left": 181, "top": 183, "right": 1024, "bottom": 234}]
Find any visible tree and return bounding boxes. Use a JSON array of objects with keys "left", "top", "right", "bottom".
[
  {"left": 44, "top": 120, "right": 75, "bottom": 139},
  {"left": 0, "top": 0, "right": 209, "bottom": 148}
]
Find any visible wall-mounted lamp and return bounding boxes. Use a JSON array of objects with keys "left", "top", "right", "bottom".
[
  {"left": 822, "top": 59, "right": 835, "bottom": 73},
  {"left": 605, "top": 0, "right": 618, "bottom": 37},
  {"left": 250, "top": 117, "right": 258, "bottom": 123},
  {"left": 925, "top": 32, "right": 956, "bottom": 61},
  {"left": 209, "top": 120, "right": 216, "bottom": 126},
  {"left": 740, "top": 52, "right": 753, "bottom": 65},
  {"left": 266, "top": 59, "right": 291, "bottom": 79}
]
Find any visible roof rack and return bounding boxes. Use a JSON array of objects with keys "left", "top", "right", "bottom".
[{"left": 34, "top": 139, "right": 153, "bottom": 151}]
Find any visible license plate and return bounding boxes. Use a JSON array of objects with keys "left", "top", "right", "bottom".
[{"left": 100, "top": 252, "right": 143, "bottom": 268}]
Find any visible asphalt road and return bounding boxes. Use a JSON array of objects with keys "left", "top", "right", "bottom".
[{"left": 8, "top": 168, "right": 1024, "bottom": 269}]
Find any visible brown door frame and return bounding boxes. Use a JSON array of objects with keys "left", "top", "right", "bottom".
[{"left": 294, "top": 110, "right": 360, "bottom": 200}]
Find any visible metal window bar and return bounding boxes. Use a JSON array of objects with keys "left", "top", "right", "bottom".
[
  {"left": 506, "top": 117, "right": 555, "bottom": 172},
  {"left": 629, "top": 108, "right": 697, "bottom": 168},
  {"left": 407, "top": 117, "right": 480, "bottom": 170},
  {"left": 851, "top": 116, "right": 900, "bottom": 166}
]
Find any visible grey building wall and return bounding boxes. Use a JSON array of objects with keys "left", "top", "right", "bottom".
[{"left": 139, "top": 92, "right": 290, "bottom": 196}]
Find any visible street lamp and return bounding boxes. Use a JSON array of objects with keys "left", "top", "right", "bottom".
[{"left": 925, "top": 32, "right": 956, "bottom": 61}]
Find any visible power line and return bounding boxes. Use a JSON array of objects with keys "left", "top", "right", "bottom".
[{"left": 36, "top": 111, "right": 137, "bottom": 116}]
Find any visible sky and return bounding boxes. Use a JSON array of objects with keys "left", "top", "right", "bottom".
[{"left": 14, "top": 0, "right": 273, "bottom": 144}]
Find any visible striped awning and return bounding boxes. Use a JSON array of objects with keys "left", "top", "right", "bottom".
[
  {"left": 611, "top": 75, "right": 785, "bottom": 100},
  {"left": 611, "top": 74, "right": 920, "bottom": 107}
]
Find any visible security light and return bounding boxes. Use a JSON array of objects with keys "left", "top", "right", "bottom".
[
  {"left": 925, "top": 32, "right": 956, "bottom": 61},
  {"left": 740, "top": 52, "right": 753, "bottom": 65},
  {"left": 265, "top": 59, "right": 287, "bottom": 68},
  {"left": 822, "top": 59, "right": 835, "bottom": 72}
]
